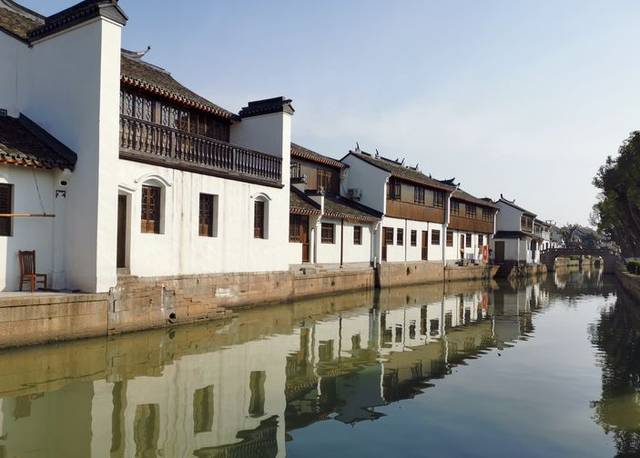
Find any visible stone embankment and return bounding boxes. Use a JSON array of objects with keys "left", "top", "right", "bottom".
[{"left": 0, "top": 262, "right": 499, "bottom": 348}]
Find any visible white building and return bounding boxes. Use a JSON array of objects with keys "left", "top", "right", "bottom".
[
  {"left": 288, "top": 143, "right": 381, "bottom": 266},
  {"left": 340, "top": 147, "right": 498, "bottom": 265},
  {"left": 0, "top": 0, "right": 295, "bottom": 292},
  {"left": 492, "top": 195, "right": 543, "bottom": 265}
]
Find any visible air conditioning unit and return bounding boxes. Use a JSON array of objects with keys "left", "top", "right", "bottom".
[{"left": 347, "top": 188, "right": 362, "bottom": 201}]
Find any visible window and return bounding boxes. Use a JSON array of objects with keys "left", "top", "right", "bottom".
[
  {"left": 248, "top": 371, "right": 266, "bottom": 418},
  {"left": 383, "top": 227, "right": 394, "bottom": 245},
  {"left": 353, "top": 225, "right": 362, "bottom": 245},
  {"left": 433, "top": 190, "right": 445, "bottom": 208},
  {"left": 397, "top": 228, "right": 404, "bottom": 245},
  {"left": 289, "top": 214, "right": 307, "bottom": 242},
  {"left": 0, "top": 184, "right": 12, "bottom": 236},
  {"left": 321, "top": 223, "right": 335, "bottom": 244},
  {"left": 199, "top": 193, "right": 216, "bottom": 237},
  {"left": 414, "top": 186, "right": 425, "bottom": 204},
  {"left": 466, "top": 233, "right": 472, "bottom": 247},
  {"left": 446, "top": 230, "right": 454, "bottom": 247},
  {"left": 411, "top": 230, "right": 417, "bottom": 246},
  {"left": 431, "top": 229, "right": 440, "bottom": 245},
  {"left": 141, "top": 185, "right": 161, "bottom": 234},
  {"left": 254, "top": 200, "right": 265, "bottom": 238},
  {"left": 478, "top": 234, "right": 484, "bottom": 246},
  {"left": 387, "top": 179, "right": 401, "bottom": 200},
  {"left": 451, "top": 201, "right": 460, "bottom": 216},
  {"left": 317, "top": 169, "right": 332, "bottom": 191},
  {"left": 291, "top": 161, "right": 302, "bottom": 179},
  {"left": 465, "top": 204, "right": 476, "bottom": 219},
  {"left": 482, "top": 208, "right": 492, "bottom": 222},
  {"left": 193, "top": 385, "right": 214, "bottom": 433}
]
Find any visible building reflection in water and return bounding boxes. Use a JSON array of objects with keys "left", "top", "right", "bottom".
[
  {"left": 0, "top": 272, "right": 598, "bottom": 458},
  {"left": 590, "top": 286, "right": 640, "bottom": 457}
]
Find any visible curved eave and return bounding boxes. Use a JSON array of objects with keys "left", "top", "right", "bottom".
[
  {"left": 121, "top": 77, "right": 239, "bottom": 121},
  {"left": 0, "top": 155, "right": 69, "bottom": 170},
  {"left": 323, "top": 212, "right": 379, "bottom": 223},
  {"left": 290, "top": 207, "right": 320, "bottom": 216}
]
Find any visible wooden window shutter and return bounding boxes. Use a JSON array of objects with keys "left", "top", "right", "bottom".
[
  {"left": 199, "top": 194, "right": 214, "bottom": 237},
  {"left": 0, "top": 184, "right": 12, "bottom": 236},
  {"left": 254, "top": 200, "right": 265, "bottom": 238},
  {"left": 141, "top": 185, "right": 161, "bottom": 234}
]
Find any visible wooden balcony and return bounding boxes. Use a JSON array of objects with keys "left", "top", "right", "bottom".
[
  {"left": 386, "top": 199, "right": 445, "bottom": 223},
  {"left": 449, "top": 215, "right": 494, "bottom": 234},
  {"left": 119, "top": 115, "right": 282, "bottom": 187}
]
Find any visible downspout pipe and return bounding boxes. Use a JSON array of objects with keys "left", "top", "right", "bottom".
[{"left": 443, "top": 185, "right": 458, "bottom": 269}]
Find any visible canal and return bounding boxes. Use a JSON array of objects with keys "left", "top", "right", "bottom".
[{"left": 0, "top": 268, "right": 637, "bottom": 457}]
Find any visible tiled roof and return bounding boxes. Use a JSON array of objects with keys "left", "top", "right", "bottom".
[
  {"left": 0, "top": 2, "right": 42, "bottom": 40},
  {"left": 497, "top": 196, "right": 537, "bottom": 217},
  {"left": 0, "top": 114, "right": 77, "bottom": 169},
  {"left": 347, "top": 151, "right": 455, "bottom": 192},
  {"left": 494, "top": 230, "right": 542, "bottom": 241},
  {"left": 323, "top": 194, "right": 381, "bottom": 223},
  {"left": 453, "top": 188, "right": 498, "bottom": 209},
  {"left": 0, "top": 0, "right": 126, "bottom": 43},
  {"left": 290, "top": 188, "right": 320, "bottom": 216},
  {"left": 239, "top": 97, "right": 294, "bottom": 118},
  {"left": 120, "top": 51, "right": 237, "bottom": 120},
  {"left": 291, "top": 143, "right": 344, "bottom": 169}
]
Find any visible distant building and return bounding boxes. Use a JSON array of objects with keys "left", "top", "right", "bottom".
[{"left": 492, "top": 195, "right": 542, "bottom": 265}]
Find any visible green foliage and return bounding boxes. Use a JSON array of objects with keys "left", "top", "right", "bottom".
[
  {"left": 626, "top": 260, "right": 640, "bottom": 275},
  {"left": 592, "top": 131, "right": 640, "bottom": 257}
]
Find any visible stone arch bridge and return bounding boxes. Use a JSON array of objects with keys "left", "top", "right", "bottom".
[{"left": 540, "top": 248, "right": 620, "bottom": 274}]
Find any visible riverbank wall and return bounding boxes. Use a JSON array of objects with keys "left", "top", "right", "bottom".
[
  {"left": 615, "top": 266, "right": 640, "bottom": 302},
  {"left": 0, "top": 262, "right": 499, "bottom": 348},
  {"left": 496, "top": 262, "right": 548, "bottom": 279}
]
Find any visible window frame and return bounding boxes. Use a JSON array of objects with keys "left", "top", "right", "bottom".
[
  {"left": 465, "top": 233, "right": 472, "bottom": 247},
  {"left": 397, "top": 228, "right": 404, "bottom": 246},
  {"left": 383, "top": 227, "right": 394, "bottom": 245},
  {"left": 198, "top": 193, "right": 217, "bottom": 237},
  {"left": 353, "top": 225, "right": 362, "bottom": 245},
  {"left": 141, "top": 184, "right": 162, "bottom": 234},
  {"left": 446, "top": 230, "right": 454, "bottom": 247},
  {"left": 465, "top": 204, "right": 477, "bottom": 219},
  {"left": 431, "top": 229, "right": 441, "bottom": 245},
  {"left": 410, "top": 230, "right": 417, "bottom": 247},
  {"left": 387, "top": 179, "right": 401, "bottom": 200},
  {"left": 321, "top": 222, "right": 335, "bottom": 244},
  {"left": 451, "top": 200, "right": 460, "bottom": 216},
  {"left": 432, "top": 190, "right": 444, "bottom": 208},
  {"left": 414, "top": 186, "right": 425, "bottom": 204},
  {"left": 254, "top": 200, "right": 266, "bottom": 239},
  {"left": 0, "top": 183, "right": 12, "bottom": 237}
]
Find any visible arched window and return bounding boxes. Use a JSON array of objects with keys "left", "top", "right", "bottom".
[
  {"left": 253, "top": 194, "right": 270, "bottom": 239},
  {"left": 140, "top": 179, "right": 168, "bottom": 234}
]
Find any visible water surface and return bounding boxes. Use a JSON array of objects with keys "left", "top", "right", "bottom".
[{"left": 0, "top": 268, "right": 637, "bottom": 457}]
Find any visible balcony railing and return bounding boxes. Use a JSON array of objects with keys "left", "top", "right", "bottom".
[{"left": 119, "top": 115, "right": 282, "bottom": 186}]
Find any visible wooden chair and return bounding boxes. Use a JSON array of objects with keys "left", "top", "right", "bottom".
[{"left": 19, "top": 250, "right": 47, "bottom": 292}]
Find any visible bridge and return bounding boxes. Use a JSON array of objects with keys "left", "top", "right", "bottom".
[{"left": 540, "top": 247, "right": 620, "bottom": 274}]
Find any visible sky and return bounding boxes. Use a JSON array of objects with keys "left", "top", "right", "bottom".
[{"left": 23, "top": 0, "right": 640, "bottom": 226}]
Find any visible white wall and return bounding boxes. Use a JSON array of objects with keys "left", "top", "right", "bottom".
[
  {"left": 313, "top": 218, "right": 373, "bottom": 265},
  {"left": 380, "top": 216, "right": 444, "bottom": 262},
  {"left": 2, "top": 17, "right": 124, "bottom": 292},
  {"left": 340, "top": 155, "right": 389, "bottom": 213},
  {"left": 495, "top": 201, "right": 522, "bottom": 232},
  {"left": 0, "top": 166, "right": 60, "bottom": 291},
  {"left": 0, "top": 32, "right": 25, "bottom": 116},
  {"left": 117, "top": 160, "right": 292, "bottom": 276}
]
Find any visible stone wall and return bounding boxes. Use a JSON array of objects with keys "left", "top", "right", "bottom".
[
  {"left": 0, "top": 293, "right": 108, "bottom": 348},
  {"left": 376, "top": 261, "right": 498, "bottom": 288},
  {"left": 0, "top": 261, "right": 498, "bottom": 348},
  {"left": 496, "top": 262, "right": 548, "bottom": 279},
  {"left": 615, "top": 267, "right": 640, "bottom": 302}
]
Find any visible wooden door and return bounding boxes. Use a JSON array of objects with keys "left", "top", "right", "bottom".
[
  {"left": 300, "top": 216, "right": 310, "bottom": 262},
  {"left": 117, "top": 195, "right": 127, "bottom": 268},
  {"left": 494, "top": 241, "right": 505, "bottom": 263},
  {"left": 382, "top": 227, "right": 393, "bottom": 262},
  {"left": 421, "top": 231, "right": 428, "bottom": 260}
]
